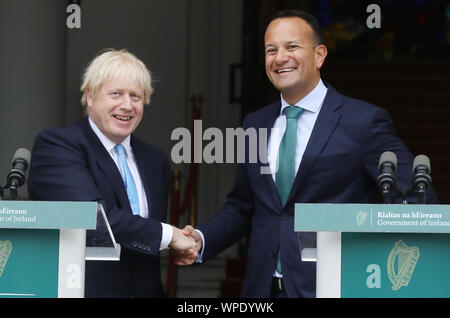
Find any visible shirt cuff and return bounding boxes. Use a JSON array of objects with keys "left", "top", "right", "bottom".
[
  {"left": 160, "top": 222, "right": 173, "bottom": 251},
  {"left": 195, "top": 228, "right": 205, "bottom": 263}
]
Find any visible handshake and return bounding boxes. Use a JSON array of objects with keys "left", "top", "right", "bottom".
[{"left": 168, "top": 225, "right": 202, "bottom": 265}]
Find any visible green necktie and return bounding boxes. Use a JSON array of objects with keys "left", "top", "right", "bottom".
[{"left": 275, "top": 106, "right": 304, "bottom": 273}]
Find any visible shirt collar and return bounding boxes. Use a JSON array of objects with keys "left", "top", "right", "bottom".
[
  {"left": 280, "top": 78, "right": 327, "bottom": 115},
  {"left": 88, "top": 117, "right": 132, "bottom": 155}
]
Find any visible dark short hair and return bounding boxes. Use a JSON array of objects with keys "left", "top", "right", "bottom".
[{"left": 266, "top": 9, "right": 323, "bottom": 45}]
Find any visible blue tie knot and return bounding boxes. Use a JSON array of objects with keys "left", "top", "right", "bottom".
[
  {"left": 283, "top": 106, "right": 304, "bottom": 119},
  {"left": 115, "top": 144, "right": 126, "bottom": 156}
]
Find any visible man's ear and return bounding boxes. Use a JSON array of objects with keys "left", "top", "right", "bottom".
[
  {"left": 315, "top": 44, "right": 328, "bottom": 70},
  {"left": 86, "top": 89, "right": 93, "bottom": 107}
]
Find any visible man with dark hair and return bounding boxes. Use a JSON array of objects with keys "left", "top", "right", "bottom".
[
  {"left": 175, "top": 10, "right": 439, "bottom": 298},
  {"left": 267, "top": 9, "right": 324, "bottom": 45}
]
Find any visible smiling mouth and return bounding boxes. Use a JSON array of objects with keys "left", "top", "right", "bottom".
[
  {"left": 113, "top": 115, "right": 132, "bottom": 121},
  {"left": 276, "top": 68, "right": 296, "bottom": 74}
]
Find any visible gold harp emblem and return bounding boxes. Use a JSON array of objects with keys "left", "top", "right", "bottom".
[
  {"left": 387, "top": 240, "right": 419, "bottom": 291},
  {"left": 0, "top": 240, "right": 12, "bottom": 278}
]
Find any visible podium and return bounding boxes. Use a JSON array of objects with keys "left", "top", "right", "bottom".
[
  {"left": 295, "top": 203, "right": 450, "bottom": 298},
  {"left": 0, "top": 201, "right": 120, "bottom": 298}
]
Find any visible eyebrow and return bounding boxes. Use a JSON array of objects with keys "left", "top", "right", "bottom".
[{"left": 265, "top": 40, "right": 301, "bottom": 47}]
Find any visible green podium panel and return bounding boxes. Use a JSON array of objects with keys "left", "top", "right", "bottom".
[
  {"left": 295, "top": 203, "right": 450, "bottom": 298},
  {"left": 341, "top": 233, "right": 450, "bottom": 298},
  {"left": 0, "top": 229, "right": 59, "bottom": 298}
]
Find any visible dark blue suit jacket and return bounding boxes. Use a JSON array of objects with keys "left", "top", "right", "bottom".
[
  {"left": 28, "top": 117, "right": 171, "bottom": 297},
  {"left": 196, "top": 84, "right": 439, "bottom": 298}
]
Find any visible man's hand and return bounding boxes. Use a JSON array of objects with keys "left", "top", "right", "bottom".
[
  {"left": 171, "top": 225, "right": 203, "bottom": 266},
  {"left": 169, "top": 225, "right": 197, "bottom": 251}
]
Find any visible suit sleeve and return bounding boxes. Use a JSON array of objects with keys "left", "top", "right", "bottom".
[
  {"left": 361, "top": 107, "right": 439, "bottom": 203},
  {"left": 27, "top": 129, "right": 164, "bottom": 256}
]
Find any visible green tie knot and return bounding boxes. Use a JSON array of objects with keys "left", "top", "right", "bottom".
[{"left": 283, "top": 106, "right": 304, "bottom": 119}]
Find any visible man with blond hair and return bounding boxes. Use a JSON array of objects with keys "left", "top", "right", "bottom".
[{"left": 28, "top": 49, "right": 196, "bottom": 297}]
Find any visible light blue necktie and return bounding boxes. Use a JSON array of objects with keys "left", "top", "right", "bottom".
[
  {"left": 114, "top": 144, "right": 140, "bottom": 216},
  {"left": 275, "top": 106, "right": 304, "bottom": 274}
]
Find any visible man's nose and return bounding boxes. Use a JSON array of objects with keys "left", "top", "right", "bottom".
[
  {"left": 120, "top": 95, "right": 133, "bottom": 110},
  {"left": 275, "top": 49, "right": 289, "bottom": 64}
]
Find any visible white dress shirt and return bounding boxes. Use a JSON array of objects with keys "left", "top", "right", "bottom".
[
  {"left": 88, "top": 118, "right": 172, "bottom": 250},
  {"left": 268, "top": 79, "right": 328, "bottom": 180}
]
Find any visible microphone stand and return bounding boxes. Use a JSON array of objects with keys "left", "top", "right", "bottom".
[
  {"left": 9, "top": 186, "right": 18, "bottom": 200},
  {"left": 414, "top": 185, "right": 427, "bottom": 204},
  {"left": 381, "top": 186, "right": 410, "bottom": 205},
  {"left": 0, "top": 183, "right": 19, "bottom": 201},
  {"left": 413, "top": 175, "right": 430, "bottom": 204},
  {"left": 380, "top": 183, "right": 394, "bottom": 204},
  {"left": 400, "top": 189, "right": 409, "bottom": 204}
]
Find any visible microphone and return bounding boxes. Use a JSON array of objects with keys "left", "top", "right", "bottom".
[
  {"left": 6, "top": 148, "right": 31, "bottom": 200},
  {"left": 412, "top": 154, "right": 431, "bottom": 204},
  {"left": 377, "top": 151, "right": 397, "bottom": 203}
]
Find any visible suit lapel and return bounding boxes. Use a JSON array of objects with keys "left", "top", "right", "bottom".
[
  {"left": 79, "top": 118, "right": 132, "bottom": 212},
  {"left": 255, "top": 101, "right": 284, "bottom": 210},
  {"left": 285, "top": 86, "right": 343, "bottom": 206}
]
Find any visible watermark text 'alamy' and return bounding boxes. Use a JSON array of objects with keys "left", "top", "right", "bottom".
[{"left": 171, "top": 120, "right": 277, "bottom": 175}]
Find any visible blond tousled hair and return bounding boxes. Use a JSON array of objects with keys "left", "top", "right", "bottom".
[{"left": 80, "top": 49, "right": 153, "bottom": 106}]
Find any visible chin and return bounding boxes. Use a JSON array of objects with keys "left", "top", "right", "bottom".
[
  {"left": 276, "top": 84, "right": 297, "bottom": 94},
  {"left": 109, "top": 129, "right": 132, "bottom": 141}
]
